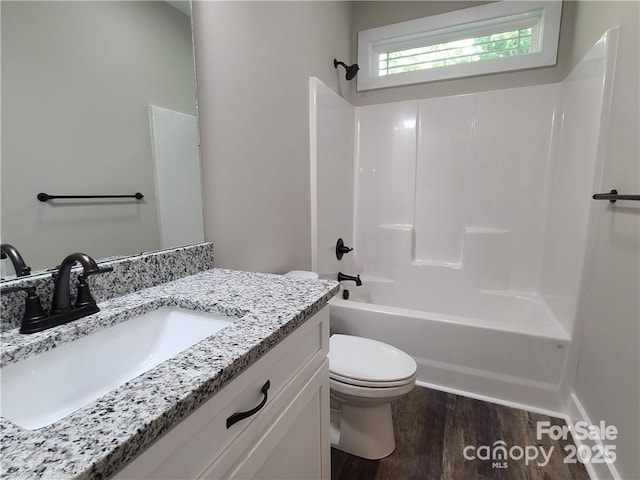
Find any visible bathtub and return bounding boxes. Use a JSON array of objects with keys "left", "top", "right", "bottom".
[{"left": 329, "top": 283, "right": 571, "bottom": 413}]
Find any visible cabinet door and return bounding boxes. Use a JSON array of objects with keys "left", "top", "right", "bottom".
[
  {"left": 114, "top": 307, "right": 329, "bottom": 480},
  {"left": 202, "top": 361, "right": 330, "bottom": 480}
]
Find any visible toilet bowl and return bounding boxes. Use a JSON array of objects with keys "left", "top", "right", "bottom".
[
  {"left": 328, "top": 334, "right": 416, "bottom": 459},
  {"left": 284, "top": 271, "right": 417, "bottom": 460}
]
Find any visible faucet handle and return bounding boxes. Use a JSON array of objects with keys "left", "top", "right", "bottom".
[
  {"left": 1, "top": 286, "right": 48, "bottom": 331},
  {"left": 73, "top": 266, "right": 111, "bottom": 309},
  {"left": 51, "top": 264, "right": 112, "bottom": 280},
  {"left": 74, "top": 275, "right": 95, "bottom": 308},
  {"left": 86, "top": 266, "right": 113, "bottom": 276},
  {"left": 1, "top": 285, "right": 26, "bottom": 295},
  {"left": 336, "top": 238, "right": 354, "bottom": 260}
]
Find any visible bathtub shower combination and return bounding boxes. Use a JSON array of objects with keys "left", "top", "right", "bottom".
[{"left": 310, "top": 30, "right": 618, "bottom": 414}]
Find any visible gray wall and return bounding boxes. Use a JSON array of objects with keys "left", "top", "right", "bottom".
[
  {"left": 193, "top": 1, "right": 352, "bottom": 273},
  {"left": 570, "top": 2, "right": 639, "bottom": 479},
  {"left": 350, "top": 1, "right": 578, "bottom": 105},
  {"left": 1, "top": 1, "right": 195, "bottom": 274}
]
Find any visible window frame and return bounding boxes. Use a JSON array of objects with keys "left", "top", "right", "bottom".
[{"left": 357, "top": 1, "right": 563, "bottom": 91}]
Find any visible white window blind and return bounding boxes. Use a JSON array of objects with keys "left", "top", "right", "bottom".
[{"left": 358, "top": 1, "right": 562, "bottom": 91}]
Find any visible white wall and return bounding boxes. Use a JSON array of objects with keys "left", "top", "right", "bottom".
[
  {"left": 353, "top": 100, "right": 418, "bottom": 281},
  {"left": 541, "top": 31, "right": 614, "bottom": 337},
  {"left": 193, "top": 1, "right": 352, "bottom": 273},
  {"left": 569, "top": 3, "right": 640, "bottom": 480},
  {"left": 351, "top": 84, "right": 557, "bottom": 306},
  {"left": 309, "top": 78, "right": 355, "bottom": 279},
  {"left": 1, "top": 1, "right": 195, "bottom": 273}
]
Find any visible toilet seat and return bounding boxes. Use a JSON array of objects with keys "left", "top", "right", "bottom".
[
  {"left": 329, "top": 334, "right": 417, "bottom": 387},
  {"left": 330, "top": 371, "right": 414, "bottom": 388},
  {"left": 284, "top": 270, "right": 319, "bottom": 279},
  {"left": 330, "top": 374, "right": 416, "bottom": 400}
]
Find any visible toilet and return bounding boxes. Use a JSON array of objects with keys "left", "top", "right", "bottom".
[
  {"left": 284, "top": 271, "right": 417, "bottom": 460},
  {"left": 329, "top": 334, "right": 416, "bottom": 459}
]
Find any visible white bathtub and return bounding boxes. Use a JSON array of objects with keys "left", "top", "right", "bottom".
[{"left": 329, "top": 285, "right": 571, "bottom": 413}]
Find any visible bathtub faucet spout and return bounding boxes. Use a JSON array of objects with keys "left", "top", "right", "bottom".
[{"left": 337, "top": 272, "right": 362, "bottom": 286}]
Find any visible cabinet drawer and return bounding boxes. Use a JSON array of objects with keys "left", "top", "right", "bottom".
[
  {"left": 115, "top": 306, "right": 329, "bottom": 480},
  {"left": 202, "top": 361, "right": 330, "bottom": 480}
]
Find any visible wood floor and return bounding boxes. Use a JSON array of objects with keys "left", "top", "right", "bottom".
[{"left": 331, "top": 386, "right": 590, "bottom": 480}]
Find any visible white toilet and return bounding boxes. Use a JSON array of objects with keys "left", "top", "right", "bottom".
[
  {"left": 329, "top": 334, "right": 416, "bottom": 459},
  {"left": 284, "top": 271, "right": 417, "bottom": 460}
]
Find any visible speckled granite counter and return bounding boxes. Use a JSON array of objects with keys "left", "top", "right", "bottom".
[
  {"left": 1, "top": 243, "right": 215, "bottom": 331},
  {"left": 0, "top": 268, "right": 339, "bottom": 480}
]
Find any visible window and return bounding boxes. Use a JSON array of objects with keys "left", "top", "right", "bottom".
[
  {"left": 357, "top": 1, "right": 562, "bottom": 91},
  {"left": 377, "top": 27, "right": 535, "bottom": 77}
]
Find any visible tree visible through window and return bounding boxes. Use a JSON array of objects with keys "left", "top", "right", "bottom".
[
  {"left": 359, "top": 2, "right": 562, "bottom": 90},
  {"left": 378, "top": 28, "right": 533, "bottom": 76}
]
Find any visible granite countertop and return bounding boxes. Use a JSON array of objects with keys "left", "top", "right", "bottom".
[{"left": 0, "top": 268, "right": 339, "bottom": 480}]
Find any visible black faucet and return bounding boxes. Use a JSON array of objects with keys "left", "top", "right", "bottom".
[
  {"left": 337, "top": 272, "right": 362, "bottom": 286},
  {"left": 1, "top": 244, "right": 31, "bottom": 277},
  {"left": 1, "top": 252, "right": 111, "bottom": 334},
  {"left": 0, "top": 285, "right": 48, "bottom": 333},
  {"left": 50, "top": 252, "right": 102, "bottom": 315}
]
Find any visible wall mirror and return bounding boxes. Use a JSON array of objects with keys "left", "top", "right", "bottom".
[{"left": 1, "top": 0, "right": 203, "bottom": 280}]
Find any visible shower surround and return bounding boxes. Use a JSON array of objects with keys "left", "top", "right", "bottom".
[{"left": 311, "top": 30, "right": 617, "bottom": 413}]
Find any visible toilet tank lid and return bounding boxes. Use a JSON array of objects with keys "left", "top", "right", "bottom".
[
  {"left": 328, "top": 334, "right": 417, "bottom": 383},
  {"left": 284, "top": 270, "right": 319, "bottom": 279}
]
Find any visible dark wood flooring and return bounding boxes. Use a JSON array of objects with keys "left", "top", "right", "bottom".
[{"left": 331, "top": 386, "right": 590, "bottom": 480}]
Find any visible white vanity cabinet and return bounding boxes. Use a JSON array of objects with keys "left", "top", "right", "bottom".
[{"left": 115, "top": 306, "right": 330, "bottom": 480}]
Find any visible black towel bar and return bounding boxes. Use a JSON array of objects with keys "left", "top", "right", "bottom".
[
  {"left": 592, "top": 189, "right": 640, "bottom": 203},
  {"left": 37, "top": 192, "right": 144, "bottom": 202}
]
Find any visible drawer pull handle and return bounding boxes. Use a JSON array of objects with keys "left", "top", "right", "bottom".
[{"left": 226, "top": 380, "right": 271, "bottom": 429}]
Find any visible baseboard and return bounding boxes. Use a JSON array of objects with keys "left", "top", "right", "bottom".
[
  {"left": 567, "top": 393, "right": 622, "bottom": 480},
  {"left": 415, "top": 380, "right": 564, "bottom": 418}
]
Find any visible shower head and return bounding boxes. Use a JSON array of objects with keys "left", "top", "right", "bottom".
[{"left": 334, "top": 59, "right": 360, "bottom": 81}]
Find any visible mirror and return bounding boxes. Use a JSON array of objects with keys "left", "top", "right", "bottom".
[{"left": 0, "top": 1, "right": 203, "bottom": 279}]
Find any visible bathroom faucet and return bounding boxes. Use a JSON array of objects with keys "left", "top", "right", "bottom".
[
  {"left": 50, "top": 252, "right": 101, "bottom": 314},
  {"left": 1, "top": 244, "right": 31, "bottom": 277},
  {"left": 337, "top": 272, "right": 362, "bottom": 286},
  {"left": 1, "top": 253, "right": 111, "bottom": 334}
]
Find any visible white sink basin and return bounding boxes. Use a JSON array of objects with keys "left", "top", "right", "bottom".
[{"left": 1, "top": 307, "right": 235, "bottom": 430}]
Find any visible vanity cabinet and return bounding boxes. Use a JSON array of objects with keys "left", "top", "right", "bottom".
[{"left": 114, "top": 306, "right": 330, "bottom": 480}]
